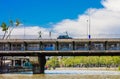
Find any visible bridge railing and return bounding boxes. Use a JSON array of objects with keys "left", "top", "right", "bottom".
[
  {"left": 1, "top": 46, "right": 120, "bottom": 51},
  {"left": 0, "top": 34, "right": 120, "bottom": 39}
]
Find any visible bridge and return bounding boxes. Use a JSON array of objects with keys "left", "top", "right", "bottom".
[{"left": 0, "top": 38, "right": 120, "bottom": 74}]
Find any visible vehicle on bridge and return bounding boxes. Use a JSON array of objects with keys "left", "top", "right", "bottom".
[{"left": 57, "top": 35, "right": 72, "bottom": 39}]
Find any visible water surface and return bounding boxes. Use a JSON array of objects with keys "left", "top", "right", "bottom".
[{"left": 0, "top": 70, "right": 120, "bottom": 79}]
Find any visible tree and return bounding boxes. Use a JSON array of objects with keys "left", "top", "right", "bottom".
[
  {"left": 1, "top": 22, "right": 8, "bottom": 39},
  {"left": 46, "top": 56, "right": 59, "bottom": 68},
  {"left": 1, "top": 19, "right": 20, "bottom": 39},
  {"left": 6, "top": 19, "right": 20, "bottom": 39}
]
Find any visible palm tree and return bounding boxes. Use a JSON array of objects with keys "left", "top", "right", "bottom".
[
  {"left": 1, "top": 19, "right": 20, "bottom": 39},
  {"left": 1, "top": 22, "right": 8, "bottom": 39},
  {"left": 5, "top": 19, "right": 20, "bottom": 39}
]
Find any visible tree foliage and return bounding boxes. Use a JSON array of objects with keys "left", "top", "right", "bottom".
[
  {"left": 46, "top": 56, "right": 120, "bottom": 68},
  {"left": 0, "top": 19, "right": 20, "bottom": 39}
]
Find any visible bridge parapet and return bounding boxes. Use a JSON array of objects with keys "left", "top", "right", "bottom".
[{"left": 0, "top": 39, "right": 120, "bottom": 56}]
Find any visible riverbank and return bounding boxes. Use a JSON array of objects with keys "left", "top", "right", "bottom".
[{"left": 55, "top": 67, "right": 119, "bottom": 71}]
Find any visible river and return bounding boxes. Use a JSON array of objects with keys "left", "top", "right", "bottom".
[{"left": 0, "top": 70, "right": 120, "bottom": 79}]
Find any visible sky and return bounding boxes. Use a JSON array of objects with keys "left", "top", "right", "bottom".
[
  {"left": 0, "top": 0, "right": 120, "bottom": 39},
  {"left": 0, "top": 0, "right": 103, "bottom": 26}
]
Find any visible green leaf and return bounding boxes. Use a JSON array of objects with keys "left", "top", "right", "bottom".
[
  {"left": 16, "top": 19, "right": 20, "bottom": 26},
  {"left": 1, "top": 22, "right": 8, "bottom": 31}
]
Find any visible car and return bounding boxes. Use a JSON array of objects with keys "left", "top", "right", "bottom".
[{"left": 57, "top": 35, "right": 72, "bottom": 39}]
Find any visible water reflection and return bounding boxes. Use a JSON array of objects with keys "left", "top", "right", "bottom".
[
  {"left": 45, "top": 70, "right": 120, "bottom": 75},
  {"left": 0, "top": 74, "right": 120, "bottom": 79},
  {"left": 0, "top": 70, "right": 120, "bottom": 79}
]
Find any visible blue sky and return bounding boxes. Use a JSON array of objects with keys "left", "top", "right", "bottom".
[
  {"left": 0, "top": 0, "right": 103, "bottom": 27},
  {"left": 1, "top": 0, "right": 120, "bottom": 38}
]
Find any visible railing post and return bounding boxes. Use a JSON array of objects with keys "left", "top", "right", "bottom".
[
  {"left": 9, "top": 42, "right": 11, "bottom": 51},
  {"left": 89, "top": 41, "right": 91, "bottom": 50},
  {"left": 24, "top": 42, "right": 27, "bottom": 51},
  {"left": 73, "top": 41, "right": 75, "bottom": 50},
  {"left": 39, "top": 42, "right": 43, "bottom": 50},
  {"left": 105, "top": 41, "right": 108, "bottom": 50},
  {"left": 56, "top": 41, "right": 59, "bottom": 51}
]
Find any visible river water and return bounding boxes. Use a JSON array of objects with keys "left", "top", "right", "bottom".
[{"left": 0, "top": 70, "right": 120, "bottom": 79}]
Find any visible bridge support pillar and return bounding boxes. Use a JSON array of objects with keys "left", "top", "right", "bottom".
[{"left": 32, "top": 55, "right": 46, "bottom": 74}]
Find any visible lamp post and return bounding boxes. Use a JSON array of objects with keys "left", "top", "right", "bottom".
[
  {"left": 24, "top": 25, "right": 25, "bottom": 39},
  {"left": 88, "top": 9, "right": 91, "bottom": 39},
  {"left": 87, "top": 20, "right": 89, "bottom": 39},
  {"left": 23, "top": 20, "right": 26, "bottom": 39},
  {"left": 49, "top": 31, "right": 51, "bottom": 39}
]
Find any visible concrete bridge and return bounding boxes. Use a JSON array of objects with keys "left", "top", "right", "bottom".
[{"left": 0, "top": 38, "right": 120, "bottom": 74}]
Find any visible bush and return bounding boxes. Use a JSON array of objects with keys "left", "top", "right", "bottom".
[{"left": 118, "top": 66, "right": 120, "bottom": 71}]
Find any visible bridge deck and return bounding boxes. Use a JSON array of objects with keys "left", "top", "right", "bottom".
[{"left": 0, "top": 50, "right": 120, "bottom": 56}]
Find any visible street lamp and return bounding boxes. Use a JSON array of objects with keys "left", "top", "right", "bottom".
[
  {"left": 88, "top": 9, "right": 91, "bottom": 39},
  {"left": 24, "top": 25, "right": 25, "bottom": 39},
  {"left": 49, "top": 31, "right": 52, "bottom": 39}
]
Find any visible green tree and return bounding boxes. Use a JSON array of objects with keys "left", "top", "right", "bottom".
[
  {"left": 1, "top": 19, "right": 20, "bottom": 39},
  {"left": 46, "top": 56, "right": 120, "bottom": 69},
  {"left": 46, "top": 56, "right": 59, "bottom": 68},
  {"left": 6, "top": 19, "right": 20, "bottom": 39},
  {"left": 1, "top": 22, "right": 8, "bottom": 39}
]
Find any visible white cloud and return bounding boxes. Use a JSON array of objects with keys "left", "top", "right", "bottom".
[
  {"left": 11, "top": 26, "right": 53, "bottom": 39},
  {"left": 52, "top": 0, "right": 120, "bottom": 38},
  {"left": 102, "top": 0, "right": 120, "bottom": 12},
  {"left": 1, "top": 0, "right": 120, "bottom": 39},
  {"left": 0, "top": 26, "right": 55, "bottom": 39}
]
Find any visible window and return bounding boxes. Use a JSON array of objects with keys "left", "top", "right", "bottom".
[
  {"left": 27, "top": 44, "right": 39, "bottom": 51},
  {"left": 11, "top": 44, "right": 22, "bottom": 51},
  {"left": 76, "top": 43, "right": 89, "bottom": 50},
  {"left": 43, "top": 44, "right": 55, "bottom": 51},
  {"left": 0, "top": 44, "right": 4, "bottom": 50},
  {"left": 59, "top": 43, "right": 72, "bottom": 51}
]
